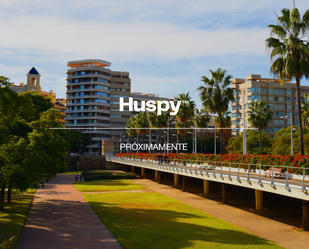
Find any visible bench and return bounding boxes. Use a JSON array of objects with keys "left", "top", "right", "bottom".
[{"left": 264, "top": 168, "right": 282, "bottom": 178}]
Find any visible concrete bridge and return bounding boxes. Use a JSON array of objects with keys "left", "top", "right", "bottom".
[{"left": 107, "top": 156, "right": 309, "bottom": 210}]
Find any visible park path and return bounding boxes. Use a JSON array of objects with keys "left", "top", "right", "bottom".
[
  {"left": 131, "top": 179, "right": 309, "bottom": 249},
  {"left": 17, "top": 175, "right": 123, "bottom": 249}
]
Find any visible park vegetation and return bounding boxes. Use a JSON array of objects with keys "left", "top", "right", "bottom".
[{"left": 0, "top": 84, "right": 70, "bottom": 211}]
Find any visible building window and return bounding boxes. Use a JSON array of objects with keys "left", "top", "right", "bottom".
[
  {"left": 274, "top": 97, "right": 279, "bottom": 101},
  {"left": 263, "top": 88, "right": 267, "bottom": 93},
  {"left": 274, "top": 112, "right": 279, "bottom": 117},
  {"left": 287, "top": 97, "right": 291, "bottom": 102},
  {"left": 287, "top": 89, "right": 291, "bottom": 94},
  {"left": 270, "top": 127, "right": 274, "bottom": 132},
  {"left": 279, "top": 105, "right": 284, "bottom": 109},
  {"left": 252, "top": 88, "right": 261, "bottom": 93},
  {"left": 274, "top": 89, "right": 281, "bottom": 94},
  {"left": 247, "top": 88, "right": 252, "bottom": 93},
  {"left": 275, "top": 120, "right": 279, "bottom": 124},
  {"left": 287, "top": 104, "right": 291, "bottom": 109},
  {"left": 252, "top": 95, "right": 261, "bottom": 101},
  {"left": 269, "top": 89, "right": 273, "bottom": 93},
  {"left": 279, "top": 97, "right": 284, "bottom": 101},
  {"left": 263, "top": 128, "right": 267, "bottom": 132},
  {"left": 269, "top": 104, "right": 273, "bottom": 109},
  {"left": 296, "top": 120, "right": 299, "bottom": 125},
  {"left": 279, "top": 120, "right": 284, "bottom": 125},
  {"left": 269, "top": 96, "right": 273, "bottom": 101},
  {"left": 275, "top": 127, "right": 280, "bottom": 132}
]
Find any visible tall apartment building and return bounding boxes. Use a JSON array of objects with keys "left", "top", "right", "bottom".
[
  {"left": 231, "top": 74, "right": 309, "bottom": 136},
  {"left": 109, "top": 71, "right": 131, "bottom": 143},
  {"left": 65, "top": 59, "right": 113, "bottom": 155}
]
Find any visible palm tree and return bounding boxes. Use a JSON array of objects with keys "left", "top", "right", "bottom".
[
  {"left": 147, "top": 101, "right": 170, "bottom": 148},
  {"left": 247, "top": 99, "right": 272, "bottom": 154},
  {"left": 126, "top": 117, "right": 137, "bottom": 151},
  {"left": 198, "top": 68, "right": 234, "bottom": 155},
  {"left": 175, "top": 92, "right": 195, "bottom": 143},
  {"left": 266, "top": 5, "right": 309, "bottom": 231},
  {"left": 195, "top": 109, "right": 210, "bottom": 153},
  {"left": 135, "top": 112, "right": 149, "bottom": 146},
  {"left": 266, "top": 5, "right": 309, "bottom": 156}
]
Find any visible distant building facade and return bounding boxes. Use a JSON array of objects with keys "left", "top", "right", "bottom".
[{"left": 231, "top": 74, "right": 309, "bottom": 136}]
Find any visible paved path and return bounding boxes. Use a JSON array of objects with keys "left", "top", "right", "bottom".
[
  {"left": 17, "top": 175, "right": 123, "bottom": 249},
  {"left": 131, "top": 179, "right": 309, "bottom": 249}
]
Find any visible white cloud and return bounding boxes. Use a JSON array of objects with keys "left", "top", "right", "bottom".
[{"left": 0, "top": 15, "right": 269, "bottom": 61}]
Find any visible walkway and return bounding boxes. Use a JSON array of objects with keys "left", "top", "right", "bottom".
[
  {"left": 131, "top": 178, "right": 309, "bottom": 249},
  {"left": 17, "top": 175, "right": 123, "bottom": 249}
]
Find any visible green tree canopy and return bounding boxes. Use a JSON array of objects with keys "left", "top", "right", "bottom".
[
  {"left": 247, "top": 98, "right": 272, "bottom": 154},
  {"left": 227, "top": 130, "right": 272, "bottom": 155},
  {"left": 266, "top": 6, "right": 309, "bottom": 156},
  {"left": 198, "top": 68, "right": 234, "bottom": 154}
]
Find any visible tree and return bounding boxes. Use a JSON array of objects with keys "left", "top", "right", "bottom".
[
  {"left": 135, "top": 112, "right": 149, "bottom": 145},
  {"left": 175, "top": 92, "right": 195, "bottom": 144},
  {"left": 266, "top": 6, "right": 309, "bottom": 230},
  {"left": 198, "top": 68, "right": 234, "bottom": 154},
  {"left": 266, "top": 5, "right": 309, "bottom": 156},
  {"left": 0, "top": 87, "right": 68, "bottom": 211},
  {"left": 66, "top": 130, "right": 91, "bottom": 154},
  {"left": 126, "top": 117, "right": 137, "bottom": 140},
  {"left": 301, "top": 93, "right": 309, "bottom": 129},
  {"left": 213, "top": 111, "right": 232, "bottom": 149},
  {"left": 227, "top": 130, "right": 272, "bottom": 155},
  {"left": 0, "top": 76, "right": 11, "bottom": 87},
  {"left": 147, "top": 101, "right": 170, "bottom": 147},
  {"left": 247, "top": 99, "right": 272, "bottom": 154},
  {"left": 195, "top": 109, "right": 210, "bottom": 153}
]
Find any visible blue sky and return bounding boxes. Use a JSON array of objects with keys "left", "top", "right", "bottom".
[{"left": 0, "top": 0, "right": 308, "bottom": 108}]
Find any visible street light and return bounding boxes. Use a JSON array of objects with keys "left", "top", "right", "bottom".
[
  {"left": 191, "top": 125, "right": 197, "bottom": 154},
  {"left": 171, "top": 121, "right": 178, "bottom": 153},
  {"left": 281, "top": 115, "right": 294, "bottom": 155},
  {"left": 238, "top": 98, "right": 257, "bottom": 155},
  {"left": 188, "top": 131, "right": 194, "bottom": 153}
]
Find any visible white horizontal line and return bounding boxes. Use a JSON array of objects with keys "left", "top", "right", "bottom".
[{"left": 50, "top": 127, "right": 258, "bottom": 130}]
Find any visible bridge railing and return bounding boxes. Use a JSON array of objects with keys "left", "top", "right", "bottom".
[{"left": 108, "top": 155, "right": 309, "bottom": 193}]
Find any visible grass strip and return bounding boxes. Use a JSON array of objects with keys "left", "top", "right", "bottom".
[
  {"left": 73, "top": 179, "right": 146, "bottom": 192},
  {"left": 81, "top": 190, "right": 282, "bottom": 249},
  {"left": 0, "top": 193, "right": 35, "bottom": 249}
]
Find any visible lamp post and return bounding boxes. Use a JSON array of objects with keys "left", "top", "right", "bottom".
[
  {"left": 188, "top": 131, "right": 194, "bottom": 153},
  {"left": 214, "top": 129, "right": 218, "bottom": 155},
  {"left": 238, "top": 99, "right": 256, "bottom": 155},
  {"left": 281, "top": 115, "right": 295, "bottom": 155}
]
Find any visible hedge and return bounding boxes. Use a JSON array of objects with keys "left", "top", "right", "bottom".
[
  {"left": 84, "top": 172, "right": 136, "bottom": 181},
  {"left": 115, "top": 153, "right": 309, "bottom": 174}
]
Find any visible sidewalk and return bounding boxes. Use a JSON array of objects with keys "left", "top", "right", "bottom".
[
  {"left": 17, "top": 175, "right": 123, "bottom": 249},
  {"left": 131, "top": 179, "right": 309, "bottom": 249}
]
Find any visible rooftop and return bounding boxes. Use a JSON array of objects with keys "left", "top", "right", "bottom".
[{"left": 67, "top": 59, "right": 111, "bottom": 69}]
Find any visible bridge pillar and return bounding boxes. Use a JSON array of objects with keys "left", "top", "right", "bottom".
[
  {"left": 155, "top": 170, "right": 159, "bottom": 181},
  {"left": 141, "top": 168, "right": 146, "bottom": 179},
  {"left": 221, "top": 184, "right": 228, "bottom": 204},
  {"left": 174, "top": 174, "right": 179, "bottom": 187},
  {"left": 203, "top": 180, "right": 209, "bottom": 195},
  {"left": 255, "top": 190, "right": 263, "bottom": 210},
  {"left": 131, "top": 166, "right": 135, "bottom": 173},
  {"left": 182, "top": 176, "right": 187, "bottom": 192}
]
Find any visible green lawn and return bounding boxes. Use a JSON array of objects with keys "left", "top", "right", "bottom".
[
  {"left": 61, "top": 171, "right": 83, "bottom": 175},
  {"left": 77, "top": 181, "right": 282, "bottom": 249},
  {"left": 0, "top": 193, "right": 35, "bottom": 249},
  {"left": 73, "top": 179, "right": 146, "bottom": 192}
]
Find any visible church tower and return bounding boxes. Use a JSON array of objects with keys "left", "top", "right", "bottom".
[{"left": 26, "top": 67, "right": 41, "bottom": 92}]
